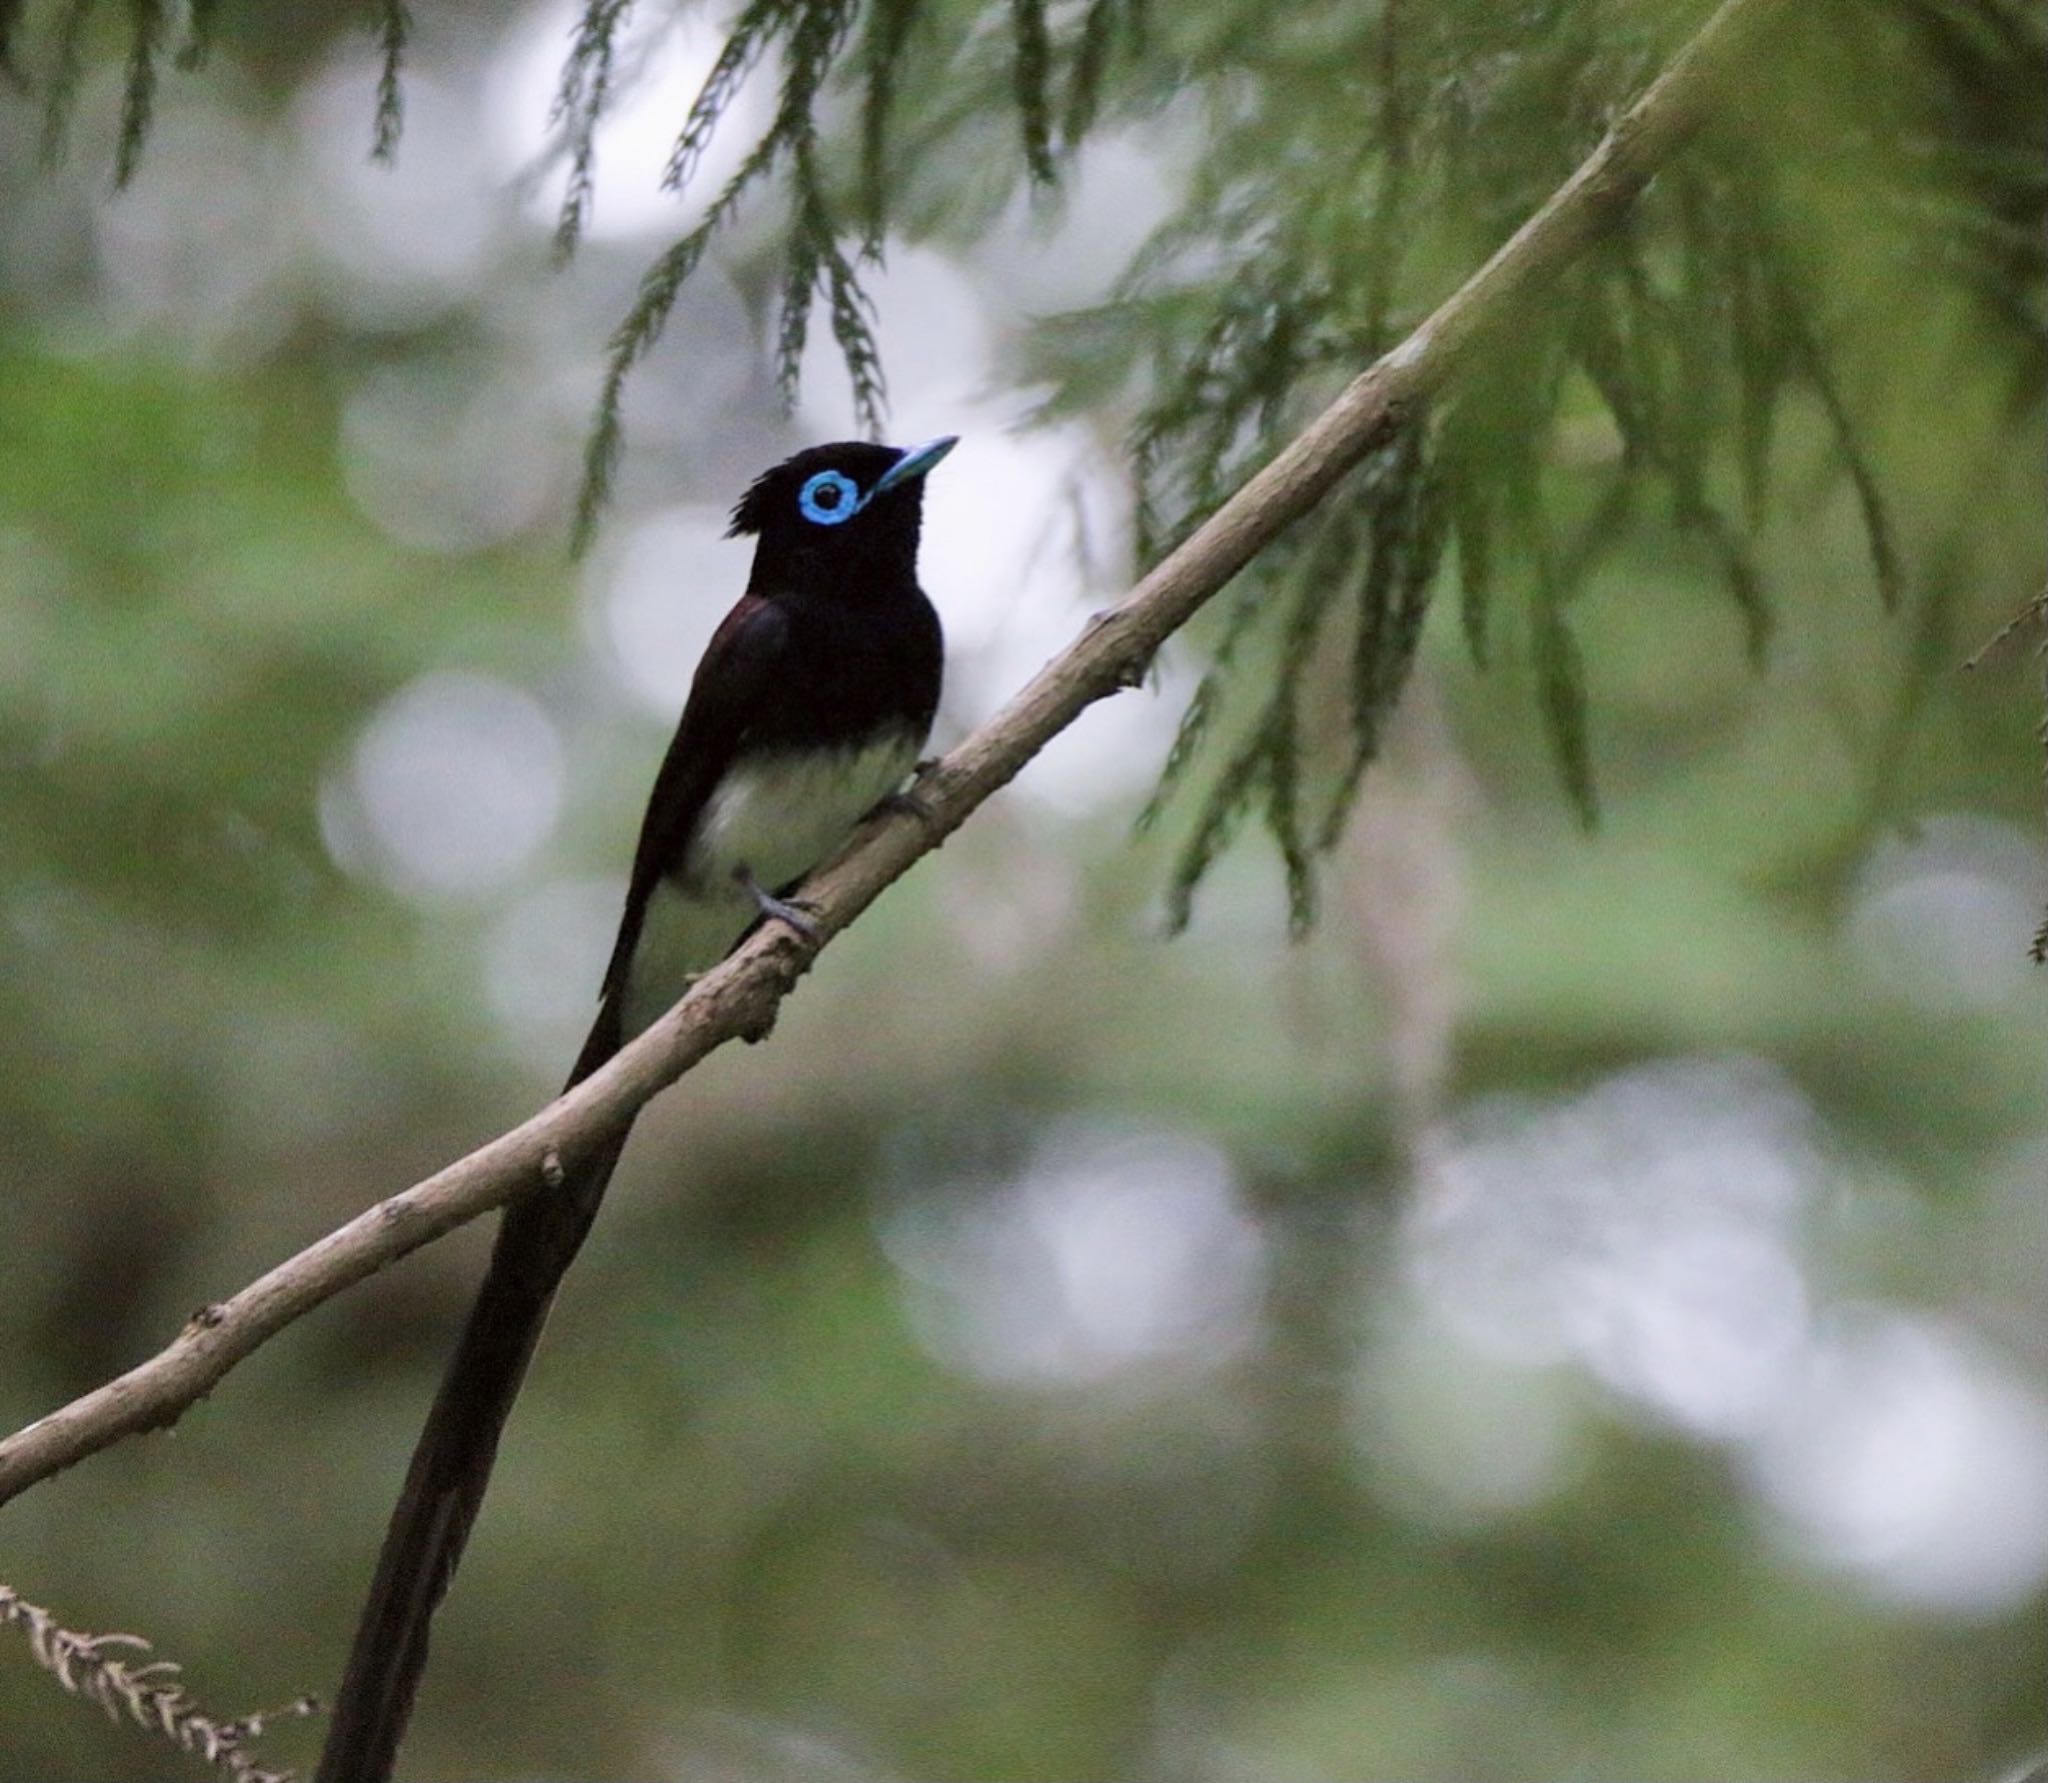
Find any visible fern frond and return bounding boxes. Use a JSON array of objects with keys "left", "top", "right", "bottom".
[
  {"left": 1010, "top": 0, "right": 1055, "bottom": 183},
  {"left": 574, "top": 140, "right": 772, "bottom": 551},
  {"left": 113, "top": 0, "right": 167, "bottom": 188},
  {"left": 1449, "top": 472, "right": 1494, "bottom": 671},
  {"left": 1136, "top": 553, "right": 1295, "bottom": 833},
  {"left": 1263, "top": 692, "right": 1316, "bottom": 937},
  {"left": 820, "top": 232, "right": 888, "bottom": 436},
  {"left": 1787, "top": 307, "right": 1903, "bottom": 613},
  {"left": 1062, "top": 0, "right": 1122, "bottom": 146},
  {"left": 859, "top": 0, "right": 924, "bottom": 242},
  {"left": 1320, "top": 451, "right": 1445, "bottom": 849},
  {"left": 663, "top": 0, "right": 780, "bottom": 196},
  {"left": 1530, "top": 564, "right": 1598, "bottom": 829},
  {"left": 775, "top": 200, "right": 824, "bottom": 405},
  {"left": 174, "top": 0, "right": 219, "bottom": 70},
  {"left": 1161, "top": 725, "right": 1267, "bottom": 935},
  {"left": 551, "top": 0, "right": 636, "bottom": 260},
  {"left": 38, "top": 0, "right": 98, "bottom": 165},
  {"left": 372, "top": 0, "right": 410, "bottom": 162}
]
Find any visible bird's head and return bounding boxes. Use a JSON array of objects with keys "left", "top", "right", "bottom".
[{"left": 729, "top": 436, "right": 957, "bottom": 592}]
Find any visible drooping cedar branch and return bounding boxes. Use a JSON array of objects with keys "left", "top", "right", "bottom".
[{"left": 0, "top": 0, "right": 1792, "bottom": 1511}]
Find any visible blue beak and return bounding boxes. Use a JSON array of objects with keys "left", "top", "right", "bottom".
[{"left": 871, "top": 434, "right": 959, "bottom": 498}]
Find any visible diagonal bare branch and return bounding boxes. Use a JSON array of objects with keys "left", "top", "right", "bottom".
[{"left": 0, "top": 0, "right": 1791, "bottom": 1511}]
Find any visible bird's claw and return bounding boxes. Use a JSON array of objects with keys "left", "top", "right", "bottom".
[
  {"left": 866, "top": 759, "right": 945, "bottom": 836},
  {"left": 736, "top": 867, "right": 824, "bottom": 947},
  {"left": 869, "top": 787, "right": 941, "bottom": 834}
]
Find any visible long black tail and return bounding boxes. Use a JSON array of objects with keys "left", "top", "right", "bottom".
[{"left": 315, "top": 1006, "right": 627, "bottom": 1783}]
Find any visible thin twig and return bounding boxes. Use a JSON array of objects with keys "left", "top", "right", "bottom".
[
  {"left": 0, "top": 0, "right": 1792, "bottom": 1510},
  {"left": 1962, "top": 584, "right": 2047, "bottom": 960},
  {"left": 0, "top": 1583, "right": 316, "bottom": 1781},
  {"left": 1961, "top": 583, "right": 2047, "bottom": 673}
]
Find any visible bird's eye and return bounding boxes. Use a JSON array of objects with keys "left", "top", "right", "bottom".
[{"left": 799, "top": 470, "right": 861, "bottom": 526}]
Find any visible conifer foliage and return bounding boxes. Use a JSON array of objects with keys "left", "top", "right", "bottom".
[{"left": 10, "top": 0, "right": 2041, "bottom": 930}]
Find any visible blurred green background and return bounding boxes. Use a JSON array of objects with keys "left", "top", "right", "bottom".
[{"left": 2, "top": 0, "right": 2044, "bottom": 1778}]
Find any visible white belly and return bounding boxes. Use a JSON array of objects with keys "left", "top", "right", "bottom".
[
  {"left": 694, "top": 734, "right": 921, "bottom": 893},
  {"left": 619, "top": 734, "right": 919, "bottom": 1037},
  {"left": 621, "top": 881, "right": 751, "bottom": 1038}
]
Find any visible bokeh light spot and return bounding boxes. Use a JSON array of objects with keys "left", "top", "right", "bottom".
[
  {"left": 883, "top": 1120, "right": 1266, "bottom": 1387},
  {"left": 323, "top": 670, "right": 564, "bottom": 901}
]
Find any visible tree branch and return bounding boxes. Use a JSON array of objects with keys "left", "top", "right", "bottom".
[{"left": 0, "top": 0, "right": 1789, "bottom": 1510}]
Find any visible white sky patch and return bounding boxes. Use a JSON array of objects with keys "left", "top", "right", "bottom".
[
  {"left": 1560, "top": 1220, "right": 1812, "bottom": 1440},
  {"left": 962, "top": 130, "right": 1181, "bottom": 319}
]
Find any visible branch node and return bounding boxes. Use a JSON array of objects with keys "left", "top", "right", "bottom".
[
  {"left": 540, "top": 1149, "right": 566, "bottom": 1190},
  {"left": 1081, "top": 608, "right": 1152, "bottom": 689},
  {"left": 736, "top": 984, "right": 788, "bottom": 1044},
  {"left": 1081, "top": 606, "right": 1128, "bottom": 651}
]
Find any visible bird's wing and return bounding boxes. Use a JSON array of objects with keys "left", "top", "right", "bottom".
[{"left": 596, "top": 593, "right": 791, "bottom": 1008}]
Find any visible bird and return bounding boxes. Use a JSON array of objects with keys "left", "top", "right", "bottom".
[{"left": 315, "top": 435, "right": 956, "bottom": 1783}]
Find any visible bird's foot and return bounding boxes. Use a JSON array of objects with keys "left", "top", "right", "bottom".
[
  {"left": 867, "top": 760, "right": 944, "bottom": 836},
  {"left": 735, "top": 867, "right": 824, "bottom": 948},
  {"left": 869, "top": 787, "right": 940, "bottom": 834}
]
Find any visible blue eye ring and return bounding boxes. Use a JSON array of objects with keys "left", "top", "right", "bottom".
[{"left": 799, "top": 469, "right": 862, "bottom": 526}]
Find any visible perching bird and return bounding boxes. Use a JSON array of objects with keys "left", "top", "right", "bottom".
[{"left": 316, "top": 436, "right": 955, "bottom": 1783}]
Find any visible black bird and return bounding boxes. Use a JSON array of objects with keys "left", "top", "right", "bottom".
[{"left": 317, "top": 436, "right": 955, "bottom": 1783}]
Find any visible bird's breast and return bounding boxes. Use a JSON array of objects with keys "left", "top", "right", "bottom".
[
  {"left": 619, "top": 731, "right": 921, "bottom": 1038},
  {"left": 691, "top": 731, "right": 922, "bottom": 892}
]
